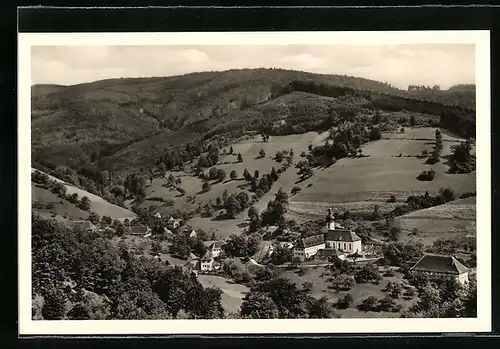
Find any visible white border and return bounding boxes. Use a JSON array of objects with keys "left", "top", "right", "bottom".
[{"left": 18, "top": 31, "right": 491, "bottom": 335}]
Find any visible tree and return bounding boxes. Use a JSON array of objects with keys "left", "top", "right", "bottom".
[
  {"left": 237, "top": 153, "right": 243, "bottom": 163},
  {"left": 215, "top": 168, "right": 226, "bottom": 182},
  {"left": 254, "top": 170, "right": 260, "bottom": 179},
  {"left": 270, "top": 167, "right": 279, "bottom": 182},
  {"left": 248, "top": 206, "right": 259, "bottom": 221},
  {"left": 336, "top": 294, "right": 353, "bottom": 309},
  {"left": 291, "top": 186, "right": 301, "bottom": 195},
  {"left": 223, "top": 234, "right": 248, "bottom": 258},
  {"left": 358, "top": 296, "right": 378, "bottom": 312},
  {"left": 347, "top": 251, "right": 362, "bottom": 264},
  {"left": 259, "top": 148, "right": 266, "bottom": 159},
  {"left": 78, "top": 196, "right": 91, "bottom": 210},
  {"left": 354, "top": 263, "right": 382, "bottom": 284},
  {"left": 224, "top": 195, "right": 242, "bottom": 219},
  {"left": 42, "top": 286, "right": 67, "bottom": 320},
  {"left": 202, "top": 181, "right": 211, "bottom": 192},
  {"left": 230, "top": 170, "right": 238, "bottom": 180},
  {"left": 270, "top": 245, "right": 293, "bottom": 265},
  {"left": 275, "top": 152, "right": 284, "bottom": 163},
  {"left": 308, "top": 296, "right": 337, "bottom": 318},
  {"left": 410, "top": 114, "right": 416, "bottom": 126},
  {"left": 208, "top": 167, "right": 218, "bottom": 180},
  {"left": 243, "top": 168, "right": 252, "bottom": 181},
  {"left": 240, "top": 293, "right": 279, "bottom": 319},
  {"left": 229, "top": 146, "right": 233, "bottom": 154},
  {"left": 247, "top": 233, "right": 262, "bottom": 256}
]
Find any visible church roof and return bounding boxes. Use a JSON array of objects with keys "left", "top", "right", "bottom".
[
  {"left": 325, "top": 229, "right": 361, "bottom": 242},
  {"left": 410, "top": 254, "right": 469, "bottom": 275},
  {"left": 296, "top": 234, "right": 325, "bottom": 249}
]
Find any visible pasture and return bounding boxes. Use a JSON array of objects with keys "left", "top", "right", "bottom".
[
  {"left": 291, "top": 127, "right": 475, "bottom": 218},
  {"left": 31, "top": 168, "right": 137, "bottom": 221},
  {"left": 197, "top": 274, "right": 250, "bottom": 316},
  {"left": 279, "top": 266, "right": 417, "bottom": 318}
]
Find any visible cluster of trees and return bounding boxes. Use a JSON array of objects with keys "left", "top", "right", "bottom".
[
  {"left": 221, "top": 258, "right": 275, "bottom": 285},
  {"left": 382, "top": 241, "right": 424, "bottom": 267},
  {"left": 260, "top": 189, "right": 289, "bottom": 228},
  {"left": 31, "top": 170, "right": 92, "bottom": 211},
  {"left": 357, "top": 295, "right": 403, "bottom": 313},
  {"left": 240, "top": 278, "right": 339, "bottom": 319},
  {"left": 32, "top": 215, "right": 224, "bottom": 320},
  {"left": 170, "top": 231, "right": 210, "bottom": 260},
  {"left": 402, "top": 275, "right": 477, "bottom": 318},
  {"left": 246, "top": 167, "right": 282, "bottom": 198},
  {"left": 408, "top": 85, "right": 441, "bottom": 91},
  {"left": 222, "top": 233, "right": 262, "bottom": 258},
  {"left": 383, "top": 188, "right": 457, "bottom": 219},
  {"left": 449, "top": 140, "right": 475, "bottom": 174}
]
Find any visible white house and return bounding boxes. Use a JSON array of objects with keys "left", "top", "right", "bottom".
[
  {"left": 324, "top": 208, "right": 362, "bottom": 253},
  {"left": 200, "top": 250, "right": 221, "bottom": 272},
  {"left": 410, "top": 253, "right": 470, "bottom": 285},
  {"left": 203, "top": 240, "right": 224, "bottom": 258},
  {"left": 293, "top": 234, "right": 326, "bottom": 261},
  {"left": 188, "top": 229, "right": 197, "bottom": 238}
]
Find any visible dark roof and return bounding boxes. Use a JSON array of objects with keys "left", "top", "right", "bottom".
[
  {"left": 410, "top": 254, "right": 469, "bottom": 275},
  {"left": 201, "top": 250, "right": 214, "bottom": 261},
  {"left": 296, "top": 234, "right": 325, "bottom": 249},
  {"left": 317, "top": 248, "right": 343, "bottom": 257},
  {"left": 204, "top": 240, "right": 224, "bottom": 249},
  {"left": 325, "top": 229, "right": 361, "bottom": 242},
  {"left": 129, "top": 225, "right": 150, "bottom": 235},
  {"left": 72, "top": 220, "right": 96, "bottom": 231}
]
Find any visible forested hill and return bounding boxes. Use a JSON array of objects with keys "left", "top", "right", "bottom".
[{"left": 32, "top": 68, "right": 475, "bottom": 176}]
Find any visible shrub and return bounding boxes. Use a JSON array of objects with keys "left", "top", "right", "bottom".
[
  {"left": 291, "top": 186, "right": 302, "bottom": 195},
  {"left": 417, "top": 169, "right": 435, "bottom": 181},
  {"left": 358, "top": 296, "right": 378, "bottom": 312},
  {"left": 336, "top": 294, "right": 353, "bottom": 309}
]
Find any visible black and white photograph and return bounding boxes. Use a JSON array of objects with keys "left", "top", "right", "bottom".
[{"left": 18, "top": 31, "right": 491, "bottom": 335}]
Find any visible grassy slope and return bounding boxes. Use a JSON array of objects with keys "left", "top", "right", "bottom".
[
  {"left": 290, "top": 127, "right": 475, "bottom": 212},
  {"left": 31, "top": 168, "right": 136, "bottom": 220}
]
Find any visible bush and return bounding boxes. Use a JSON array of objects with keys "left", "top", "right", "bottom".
[
  {"left": 358, "top": 296, "right": 378, "bottom": 312},
  {"left": 417, "top": 169, "right": 435, "bottom": 181},
  {"left": 291, "top": 186, "right": 302, "bottom": 195},
  {"left": 336, "top": 294, "right": 353, "bottom": 309}
]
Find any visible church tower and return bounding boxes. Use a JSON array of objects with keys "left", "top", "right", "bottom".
[{"left": 326, "top": 208, "right": 335, "bottom": 230}]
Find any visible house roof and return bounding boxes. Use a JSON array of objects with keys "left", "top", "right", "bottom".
[
  {"left": 189, "top": 252, "right": 200, "bottom": 260},
  {"left": 296, "top": 234, "right": 325, "bottom": 249},
  {"left": 201, "top": 250, "right": 214, "bottom": 261},
  {"left": 410, "top": 254, "right": 469, "bottom": 275},
  {"left": 72, "top": 220, "right": 96, "bottom": 231},
  {"left": 203, "top": 240, "right": 224, "bottom": 249},
  {"left": 129, "top": 225, "right": 150, "bottom": 235},
  {"left": 325, "top": 229, "right": 361, "bottom": 242}
]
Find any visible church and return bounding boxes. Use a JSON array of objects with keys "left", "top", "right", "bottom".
[{"left": 293, "top": 208, "right": 362, "bottom": 261}]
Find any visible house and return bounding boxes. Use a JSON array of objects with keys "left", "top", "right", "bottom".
[
  {"left": 252, "top": 240, "right": 275, "bottom": 263},
  {"left": 72, "top": 220, "right": 97, "bottom": 232},
  {"left": 410, "top": 253, "right": 470, "bottom": 285},
  {"left": 278, "top": 241, "right": 294, "bottom": 249},
  {"left": 153, "top": 212, "right": 162, "bottom": 220},
  {"left": 188, "top": 229, "right": 197, "bottom": 238},
  {"left": 128, "top": 225, "right": 152, "bottom": 236},
  {"left": 293, "top": 234, "right": 326, "bottom": 261},
  {"left": 324, "top": 208, "right": 362, "bottom": 253},
  {"left": 203, "top": 240, "right": 224, "bottom": 258},
  {"left": 200, "top": 250, "right": 221, "bottom": 272}
]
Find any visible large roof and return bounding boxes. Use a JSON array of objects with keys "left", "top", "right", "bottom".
[
  {"left": 410, "top": 254, "right": 469, "bottom": 275},
  {"left": 203, "top": 240, "right": 224, "bottom": 249},
  {"left": 325, "top": 229, "right": 361, "bottom": 242},
  {"left": 296, "top": 234, "right": 325, "bottom": 249}
]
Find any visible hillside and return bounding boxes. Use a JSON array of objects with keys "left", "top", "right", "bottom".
[
  {"left": 31, "top": 168, "right": 136, "bottom": 222},
  {"left": 32, "top": 68, "right": 475, "bottom": 174}
]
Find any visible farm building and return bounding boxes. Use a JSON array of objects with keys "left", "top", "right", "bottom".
[
  {"left": 72, "top": 220, "right": 97, "bottom": 232},
  {"left": 410, "top": 253, "right": 470, "bottom": 285},
  {"left": 203, "top": 240, "right": 224, "bottom": 258},
  {"left": 293, "top": 234, "right": 326, "bottom": 261}
]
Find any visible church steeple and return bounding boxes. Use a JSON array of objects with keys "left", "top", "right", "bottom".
[{"left": 326, "top": 208, "right": 335, "bottom": 230}]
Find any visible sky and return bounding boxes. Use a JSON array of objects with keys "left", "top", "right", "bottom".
[{"left": 31, "top": 44, "right": 475, "bottom": 89}]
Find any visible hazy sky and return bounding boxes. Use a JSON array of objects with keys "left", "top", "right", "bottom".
[{"left": 31, "top": 44, "right": 475, "bottom": 89}]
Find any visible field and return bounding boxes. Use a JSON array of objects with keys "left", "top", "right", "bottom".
[
  {"left": 394, "top": 196, "right": 476, "bottom": 245},
  {"left": 279, "top": 266, "right": 417, "bottom": 318},
  {"left": 197, "top": 275, "right": 250, "bottom": 316},
  {"left": 289, "top": 127, "right": 476, "bottom": 236},
  {"left": 31, "top": 168, "right": 137, "bottom": 221}
]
